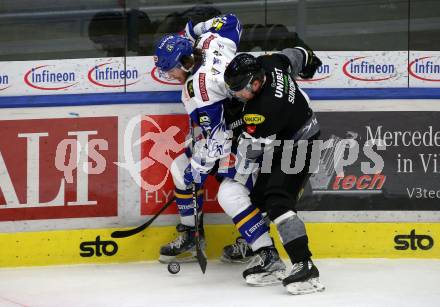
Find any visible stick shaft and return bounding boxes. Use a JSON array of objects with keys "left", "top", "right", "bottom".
[{"left": 111, "top": 196, "right": 176, "bottom": 238}]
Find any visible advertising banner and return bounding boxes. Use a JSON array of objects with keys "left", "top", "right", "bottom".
[
  {"left": 297, "top": 51, "right": 408, "bottom": 88},
  {"left": 0, "top": 116, "right": 118, "bottom": 221},
  {"left": 301, "top": 111, "right": 440, "bottom": 211},
  {"left": 1, "top": 51, "right": 439, "bottom": 97},
  {"left": 0, "top": 101, "right": 438, "bottom": 229},
  {"left": 409, "top": 51, "right": 440, "bottom": 87}
]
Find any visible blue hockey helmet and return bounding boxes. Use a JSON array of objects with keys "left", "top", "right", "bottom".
[{"left": 154, "top": 34, "right": 193, "bottom": 72}]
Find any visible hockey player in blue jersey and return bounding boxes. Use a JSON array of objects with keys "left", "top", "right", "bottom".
[{"left": 154, "top": 14, "right": 286, "bottom": 286}]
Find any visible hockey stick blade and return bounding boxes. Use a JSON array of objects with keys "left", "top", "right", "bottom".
[
  {"left": 110, "top": 196, "right": 176, "bottom": 238},
  {"left": 195, "top": 234, "right": 207, "bottom": 274}
]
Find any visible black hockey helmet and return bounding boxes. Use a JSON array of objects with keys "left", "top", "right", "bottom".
[{"left": 224, "top": 53, "right": 264, "bottom": 92}]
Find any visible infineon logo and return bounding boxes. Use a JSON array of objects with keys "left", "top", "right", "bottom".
[
  {"left": 0, "top": 72, "right": 10, "bottom": 91},
  {"left": 297, "top": 64, "right": 331, "bottom": 82},
  {"left": 24, "top": 65, "right": 78, "bottom": 90},
  {"left": 151, "top": 66, "right": 182, "bottom": 85},
  {"left": 408, "top": 56, "right": 440, "bottom": 82},
  {"left": 88, "top": 62, "right": 140, "bottom": 88},
  {"left": 342, "top": 56, "right": 396, "bottom": 81}
]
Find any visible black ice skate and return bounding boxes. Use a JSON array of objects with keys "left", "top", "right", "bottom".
[
  {"left": 282, "top": 260, "right": 325, "bottom": 295},
  {"left": 159, "top": 223, "right": 205, "bottom": 263},
  {"left": 220, "top": 237, "right": 255, "bottom": 264},
  {"left": 242, "top": 246, "right": 286, "bottom": 286}
]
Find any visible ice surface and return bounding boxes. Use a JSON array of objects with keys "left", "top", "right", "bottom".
[{"left": 0, "top": 259, "right": 439, "bottom": 307}]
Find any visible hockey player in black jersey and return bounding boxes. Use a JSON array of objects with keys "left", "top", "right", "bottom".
[{"left": 223, "top": 46, "right": 325, "bottom": 294}]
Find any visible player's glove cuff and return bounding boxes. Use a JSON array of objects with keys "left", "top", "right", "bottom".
[{"left": 183, "top": 164, "right": 208, "bottom": 189}]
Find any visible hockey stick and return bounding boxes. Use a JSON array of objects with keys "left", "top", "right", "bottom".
[
  {"left": 192, "top": 182, "right": 207, "bottom": 273},
  {"left": 110, "top": 196, "right": 176, "bottom": 238},
  {"left": 188, "top": 118, "right": 207, "bottom": 273}
]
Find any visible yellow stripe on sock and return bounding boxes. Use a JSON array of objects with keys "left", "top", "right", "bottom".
[
  {"left": 174, "top": 190, "right": 204, "bottom": 199},
  {"left": 235, "top": 208, "right": 260, "bottom": 230}
]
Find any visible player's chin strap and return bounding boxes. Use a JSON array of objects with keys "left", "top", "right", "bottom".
[
  {"left": 251, "top": 75, "right": 266, "bottom": 95},
  {"left": 181, "top": 64, "right": 193, "bottom": 73},
  {"left": 174, "top": 58, "right": 193, "bottom": 73},
  {"left": 245, "top": 75, "right": 266, "bottom": 95}
]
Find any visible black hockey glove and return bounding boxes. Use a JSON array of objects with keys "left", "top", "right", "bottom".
[
  {"left": 291, "top": 33, "right": 322, "bottom": 79},
  {"left": 298, "top": 53, "right": 322, "bottom": 79}
]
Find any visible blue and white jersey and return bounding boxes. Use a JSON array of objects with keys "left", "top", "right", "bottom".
[
  {"left": 181, "top": 14, "right": 242, "bottom": 174},
  {"left": 184, "top": 14, "right": 242, "bottom": 48}
]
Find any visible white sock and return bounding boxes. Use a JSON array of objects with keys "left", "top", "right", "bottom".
[{"left": 250, "top": 232, "right": 273, "bottom": 251}]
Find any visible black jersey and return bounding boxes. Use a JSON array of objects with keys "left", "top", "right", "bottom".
[
  {"left": 242, "top": 53, "right": 317, "bottom": 141},
  {"left": 224, "top": 97, "right": 245, "bottom": 140}
]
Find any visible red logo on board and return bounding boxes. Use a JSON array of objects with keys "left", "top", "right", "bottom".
[{"left": 140, "top": 115, "right": 223, "bottom": 215}]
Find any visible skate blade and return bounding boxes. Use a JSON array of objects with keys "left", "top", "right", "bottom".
[
  {"left": 159, "top": 251, "right": 199, "bottom": 264},
  {"left": 245, "top": 270, "right": 286, "bottom": 286},
  {"left": 219, "top": 255, "right": 252, "bottom": 264},
  {"left": 285, "top": 277, "right": 326, "bottom": 295}
]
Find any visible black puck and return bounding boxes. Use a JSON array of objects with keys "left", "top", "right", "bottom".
[{"left": 168, "top": 261, "right": 180, "bottom": 274}]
